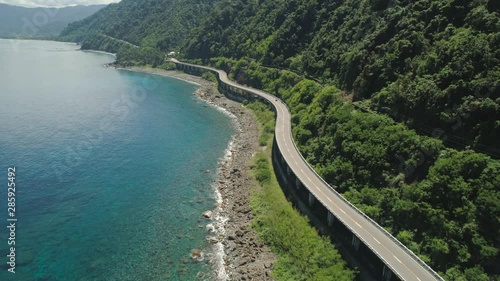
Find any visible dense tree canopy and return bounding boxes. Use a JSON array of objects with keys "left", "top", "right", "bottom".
[
  {"left": 185, "top": 0, "right": 500, "bottom": 157},
  {"left": 60, "top": 0, "right": 216, "bottom": 52},
  {"left": 60, "top": 0, "right": 500, "bottom": 279},
  {"left": 203, "top": 57, "right": 500, "bottom": 280}
]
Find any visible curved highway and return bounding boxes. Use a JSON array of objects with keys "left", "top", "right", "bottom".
[{"left": 171, "top": 59, "right": 444, "bottom": 281}]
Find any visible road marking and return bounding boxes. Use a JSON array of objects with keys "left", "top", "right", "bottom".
[
  {"left": 178, "top": 61, "right": 440, "bottom": 281},
  {"left": 280, "top": 116, "right": 431, "bottom": 281},
  {"left": 373, "top": 237, "right": 381, "bottom": 244}
]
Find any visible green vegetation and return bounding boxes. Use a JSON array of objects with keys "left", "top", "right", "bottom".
[
  {"left": 59, "top": 0, "right": 217, "bottom": 66},
  {"left": 116, "top": 46, "right": 164, "bottom": 67},
  {"left": 79, "top": 33, "right": 132, "bottom": 54},
  {"left": 201, "top": 71, "right": 217, "bottom": 83},
  {"left": 201, "top": 58, "right": 500, "bottom": 280},
  {"left": 248, "top": 102, "right": 355, "bottom": 281},
  {"left": 159, "top": 62, "right": 177, "bottom": 71},
  {"left": 77, "top": 33, "right": 166, "bottom": 67},
  {"left": 246, "top": 102, "right": 275, "bottom": 146},
  {"left": 59, "top": 0, "right": 216, "bottom": 52},
  {"left": 60, "top": 0, "right": 500, "bottom": 279},
  {"left": 185, "top": 0, "right": 500, "bottom": 156}
]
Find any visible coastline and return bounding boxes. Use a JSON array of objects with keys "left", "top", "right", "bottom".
[
  {"left": 0, "top": 38, "right": 77, "bottom": 44},
  {"left": 83, "top": 49, "right": 117, "bottom": 57},
  {"left": 117, "top": 66, "right": 276, "bottom": 280}
]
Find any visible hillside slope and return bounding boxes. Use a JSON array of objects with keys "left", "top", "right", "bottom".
[
  {"left": 59, "top": 0, "right": 217, "bottom": 52},
  {"left": 0, "top": 3, "right": 106, "bottom": 38},
  {"left": 183, "top": 1, "right": 500, "bottom": 278},
  {"left": 60, "top": 0, "right": 500, "bottom": 280},
  {"left": 185, "top": 0, "right": 500, "bottom": 157}
]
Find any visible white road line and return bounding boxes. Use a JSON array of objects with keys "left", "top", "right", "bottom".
[{"left": 175, "top": 61, "right": 442, "bottom": 281}]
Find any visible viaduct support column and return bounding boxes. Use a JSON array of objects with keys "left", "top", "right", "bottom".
[
  {"left": 351, "top": 234, "right": 361, "bottom": 251},
  {"left": 327, "top": 212, "right": 335, "bottom": 227},
  {"left": 295, "top": 178, "right": 301, "bottom": 190},
  {"left": 382, "top": 265, "right": 392, "bottom": 281},
  {"left": 308, "top": 193, "right": 315, "bottom": 207}
]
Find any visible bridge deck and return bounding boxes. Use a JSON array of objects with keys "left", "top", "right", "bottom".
[{"left": 172, "top": 59, "right": 444, "bottom": 281}]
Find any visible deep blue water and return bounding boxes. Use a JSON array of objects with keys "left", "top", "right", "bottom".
[{"left": 0, "top": 39, "right": 234, "bottom": 281}]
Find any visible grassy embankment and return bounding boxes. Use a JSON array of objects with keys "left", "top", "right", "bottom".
[{"left": 246, "top": 101, "right": 355, "bottom": 281}]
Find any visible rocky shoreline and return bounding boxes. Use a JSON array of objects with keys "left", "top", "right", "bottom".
[{"left": 118, "top": 66, "right": 276, "bottom": 280}]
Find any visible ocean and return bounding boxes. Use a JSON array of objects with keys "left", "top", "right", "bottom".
[{"left": 0, "top": 39, "right": 234, "bottom": 281}]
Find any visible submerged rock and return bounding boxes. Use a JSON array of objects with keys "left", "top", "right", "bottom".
[
  {"left": 191, "top": 249, "right": 204, "bottom": 262},
  {"left": 203, "top": 210, "right": 213, "bottom": 219},
  {"left": 191, "top": 249, "right": 201, "bottom": 258}
]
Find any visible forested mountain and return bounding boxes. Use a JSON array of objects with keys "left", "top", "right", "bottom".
[
  {"left": 0, "top": 3, "right": 105, "bottom": 38},
  {"left": 185, "top": 0, "right": 500, "bottom": 157},
  {"left": 59, "top": 0, "right": 217, "bottom": 52},
  {"left": 60, "top": 0, "right": 500, "bottom": 280}
]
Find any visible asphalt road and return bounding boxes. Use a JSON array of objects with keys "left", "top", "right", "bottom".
[{"left": 171, "top": 59, "right": 444, "bottom": 281}]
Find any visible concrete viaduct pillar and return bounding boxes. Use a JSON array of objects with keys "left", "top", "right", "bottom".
[
  {"left": 308, "top": 193, "right": 315, "bottom": 207},
  {"left": 295, "top": 178, "right": 301, "bottom": 190},
  {"left": 382, "top": 265, "right": 393, "bottom": 281},
  {"left": 351, "top": 234, "right": 361, "bottom": 251},
  {"left": 327, "top": 212, "right": 335, "bottom": 227}
]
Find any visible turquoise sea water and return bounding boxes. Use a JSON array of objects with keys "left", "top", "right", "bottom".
[{"left": 0, "top": 39, "right": 234, "bottom": 281}]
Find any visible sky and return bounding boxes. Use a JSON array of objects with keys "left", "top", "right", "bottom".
[{"left": 0, "top": 0, "right": 120, "bottom": 7}]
